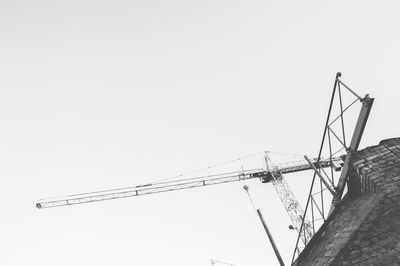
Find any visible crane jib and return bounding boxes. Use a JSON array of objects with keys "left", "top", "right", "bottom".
[{"left": 36, "top": 156, "right": 343, "bottom": 209}]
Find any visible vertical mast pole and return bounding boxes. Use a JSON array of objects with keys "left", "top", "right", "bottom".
[
  {"left": 256, "top": 209, "right": 286, "bottom": 266},
  {"left": 243, "top": 185, "right": 285, "bottom": 266}
]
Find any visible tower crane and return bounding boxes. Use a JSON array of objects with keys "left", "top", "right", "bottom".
[
  {"left": 36, "top": 154, "right": 344, "bottom": 245},
  {"left": 210, "top": 259, "right": 238, "bottom": 266},
  {"left": 36, "top": 73, "right": 372, "bottom": 262}
]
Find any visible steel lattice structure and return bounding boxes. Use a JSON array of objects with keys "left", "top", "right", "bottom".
[
  {"left": 291, "top": 73, "right": 374, "bottom": 263},
  {"left": 36, "top": 157, "right": 343, "bottom": 209}
]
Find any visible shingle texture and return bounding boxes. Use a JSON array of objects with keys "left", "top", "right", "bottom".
[{"left": 294, "top": 137, "right": 400, "bottom": 266}]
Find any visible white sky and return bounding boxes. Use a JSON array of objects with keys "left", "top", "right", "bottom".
[{"left": 1, "top": 1, "right": 400, "bottom": 265}]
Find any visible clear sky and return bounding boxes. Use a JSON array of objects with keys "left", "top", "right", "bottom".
[{"left": 1, "top": 0, "right": 399, "bottom": 265}]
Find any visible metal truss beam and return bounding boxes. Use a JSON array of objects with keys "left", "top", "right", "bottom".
[{"left": 329, "top": 94, "right": 374, "bottom": 214}]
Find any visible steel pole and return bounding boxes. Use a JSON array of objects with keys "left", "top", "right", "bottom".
[{"left": 256, "top": 209, "right": 285, "bottom": 266}]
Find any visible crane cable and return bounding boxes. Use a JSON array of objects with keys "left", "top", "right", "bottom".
[{"left": 150, "top": 150, "right": 305, "bottom": 184}]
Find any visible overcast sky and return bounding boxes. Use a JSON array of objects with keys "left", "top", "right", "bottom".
[{"left": 1, "top": 1, "right": 400, "bottom": 265}]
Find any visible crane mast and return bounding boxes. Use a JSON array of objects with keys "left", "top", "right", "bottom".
[{"left": 264, "top": 152, "right": 313, "bottom": 246}]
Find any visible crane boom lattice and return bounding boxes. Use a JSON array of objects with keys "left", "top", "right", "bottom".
[
  {"left": 265, "top": 152, "right": 313, "bottom": 246},
  {"left": 36, "top": 157, "right": 343, "bottom": 209}
]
